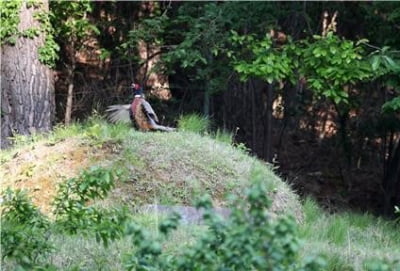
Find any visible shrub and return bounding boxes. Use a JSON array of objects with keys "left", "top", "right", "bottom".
[
  {"left": 124, "top": 171, "right": 327, "bottom": 271},
  {"left": 52, "top": 166, "right": 129, "bottom": 246},
  {"left": 1, "top": 189, "right": 53, "bottom": 269}
]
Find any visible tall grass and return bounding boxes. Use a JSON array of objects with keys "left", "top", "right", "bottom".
[
  {"left": 177, "top": 113, "right": 233, "bottom": 145},
  {"left": 300, "top": 198, "right": 400, "bottom": 271},
  {"left": 177, "top": 114, "right": 210, "bottom": 134}
]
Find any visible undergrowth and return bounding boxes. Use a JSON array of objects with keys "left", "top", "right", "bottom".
[
  {"left": 300, "top": 198, "right": 400, "bottom": 271},
  {"left": 1, "top": 117, "right": 399, "bottom": 270},
  {"left": 1, "top": 167, "right": 326, "bottom": 270}
]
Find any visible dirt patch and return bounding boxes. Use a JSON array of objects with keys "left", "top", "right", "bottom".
[{"left": 1, "top": 137, "right": 115, "bottom": 215}]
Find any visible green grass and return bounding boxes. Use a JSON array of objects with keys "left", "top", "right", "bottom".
[
  {"left": 177, "top": 113, "right": 234, "bottom": 144},
  {"left": 177, "top": 113, "right": 210, "bottom": 134},
  {"left": 2, "top": 117, "right": 400, "bottom": 270},
  {"left": 299, "top": 198, "right": 400, "bottom": 271}
]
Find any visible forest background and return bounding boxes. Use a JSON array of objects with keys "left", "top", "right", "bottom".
[{"left": 1, "top": 1, "right": 399, "bottom": 216}]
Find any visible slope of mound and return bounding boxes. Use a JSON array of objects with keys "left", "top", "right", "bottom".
[
  {"left": 0, "top": 137, "right": 115, "bottom": 214},
  {"left": 0, "top": 120, "right": 302, "bottom": 220}
]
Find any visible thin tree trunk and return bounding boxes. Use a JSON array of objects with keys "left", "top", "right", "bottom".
[
  {"left": 203, "top": 90, "right": 210, "bottom": 117},
  {"left": 1, "top": 0, "right": 54, "bottom": 148},
  {"left": 383, "top": 138, "right": 400, "bottom": 216},
  {"left": 65, "top": 82, "right": 74, "bottom": 125},
  {"left": 251, "top": 80, "right": 257, "bottom": 151},
  {"left": 263, "top": 83, "right": 274, "bottom": 162},
  {"left": 64, "top": 64, "right": 75, "bottom": 125}
]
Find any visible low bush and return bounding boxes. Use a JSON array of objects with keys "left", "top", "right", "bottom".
[{"left": 124, "top": 171, "right": 326, "bottom": 271}]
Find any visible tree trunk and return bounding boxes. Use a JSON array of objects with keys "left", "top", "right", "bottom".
[
  {"left": 64, "top": 81, "right": 74, "bottom": 125},
  {"left": 1, "top": 0, "right": 54, "bottom": 148},
  {"left": 383, "top": 138, "right": 400, "bottom": 216},
  {"left": 251, "top": 80, "right": 257, "bottom": 151},
  {"left": 203, "top": 90, "right": 210, "bottom": 117},
  {"left": 64, "top": 63, "right": 75, "bottom": 125},
  {"left": 263, "top": 83, "right": 274, "bottom": 162}
]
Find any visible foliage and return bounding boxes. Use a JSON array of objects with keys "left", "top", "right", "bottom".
[
  {"left": 125, "top": 172, "right": 326, "bottom": 271},
  {"left": 35, "top": 11, "right": 60, "bottom": 67},
  {"left": 0, "top": 0, "right": 60, "bottom": 67},
  {"left": 1, "top": 189, "right": 53, "bottom": 269},
  {"left": 231, "top": 31, "right": 376, "bottom": 106},
  {"left": 50, "top": 0, "right": 98, "bottom": 47},
  {"left": 300, "top": 32, "right": 373, "bottom": 105},
  {"left": 53, "top": 166, "right": 128, "bottom": 246},
  {"left": 117, "top": 10, "right": 168, "bottom": 63},
  {"left": 48, "top": 0, "right": 98, "bottom": 70},
  {"left": 367, "top": 46, "right": 400, "bottom": 113},
  {"left": 382, "top": 96, "right": 400, "bottom": 113},
  {"left": 0, "top": 0, "right": 22, "bottom": 45},
  {"left": 232, "top": 31, "right": 295, "bottom": 84},
  {"left": 162, "top": 2, "right": 231, "bottom": 87},
  {"left": 0, "top": 0, "right": 97, "bottom": 67},
  {"left": 1, "top": 166, "right": 129, "bottom": 269}
]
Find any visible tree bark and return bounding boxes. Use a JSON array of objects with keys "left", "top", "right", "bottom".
[
  {"left": 263, "top": 83, "right": 274, "bottom": 162},
  {"left": 1, "top": 0, "right": 54, "bottom": 148},
  {"left": 64, "top": 62, "right": 75, "bottom": 125},
  {"left": 383, "top": 138, "right": 400, "bottom": 216},
  {"left": 64, "top": 80, "right": 74, "bottom": 125}
]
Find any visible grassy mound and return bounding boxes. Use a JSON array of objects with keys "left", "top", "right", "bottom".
[
  {"left": 0, "top": 118, "right": 301, "bottom": 220},
  {"left": 2, "top": 118, "right": 399, "bottom": 271}
]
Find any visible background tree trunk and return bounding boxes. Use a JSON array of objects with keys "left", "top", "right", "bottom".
[
  {"left": 1, "top": 0, "right": 54, "bottom": 148},
  {"left": 263, "top": 83, "right": 274, "bottom": 162},
  {"left": 383, "top": 138, "right": 400, "bottom": 216}
]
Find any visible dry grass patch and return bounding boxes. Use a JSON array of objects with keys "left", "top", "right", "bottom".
[{"left": 0, "top": 137, "right": 116, "bottom": 215}]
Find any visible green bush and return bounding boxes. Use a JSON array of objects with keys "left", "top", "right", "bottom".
[
  {"left": 1, "top": 189, "right": 53, "bottom": 269},
  {"left": 124, "top": 171, "right": 327, "bottom": 271},
  {"left": 1, "top": 166, "right": 129, "bottom": 270},
  {"left": 3, "top": 164, "right": 396, "bottom": 270},
  {"left": 52, "top": 166, "right": 129, "bottom": 246}
]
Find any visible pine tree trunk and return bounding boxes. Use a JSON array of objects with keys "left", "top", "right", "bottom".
[{"left": 1, "top": 0, "right": 54, "bottom": 148}]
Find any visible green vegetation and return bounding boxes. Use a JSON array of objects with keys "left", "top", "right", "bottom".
[
  {"left": 1, "top": 2, "right": 399, "bottom": 213},
  {"left": 177, "top": 114, "right": 210, "bottom": 134},
  {"left": 177, "top": 113, "right": 234, "bottom": 144},
  {"left": 1, "top": 2, "right": 399, "bottom": 270},
  {"left": 0, "top": 0, "right": 22, "bottom": 44},
  {"left": 300, "top": 199, "right": 400, "bottom": 271},
  {"left": 1, "top": 120, "right": 399, "bottom": 270}
]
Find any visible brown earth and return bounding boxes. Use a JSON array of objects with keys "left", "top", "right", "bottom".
[{"left": 0, "top": 137, "right": 115, "bottom": 215}]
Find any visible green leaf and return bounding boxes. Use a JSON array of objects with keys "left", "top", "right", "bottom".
[
  {"left": 382, "top": 96, "right": 400, "bottom": 113},
  {"left": 383, "top": 56, "right": 400, "bottom": 71},
  {"left": 371, "top": 56, "right": 381, "bottom": 71}
]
